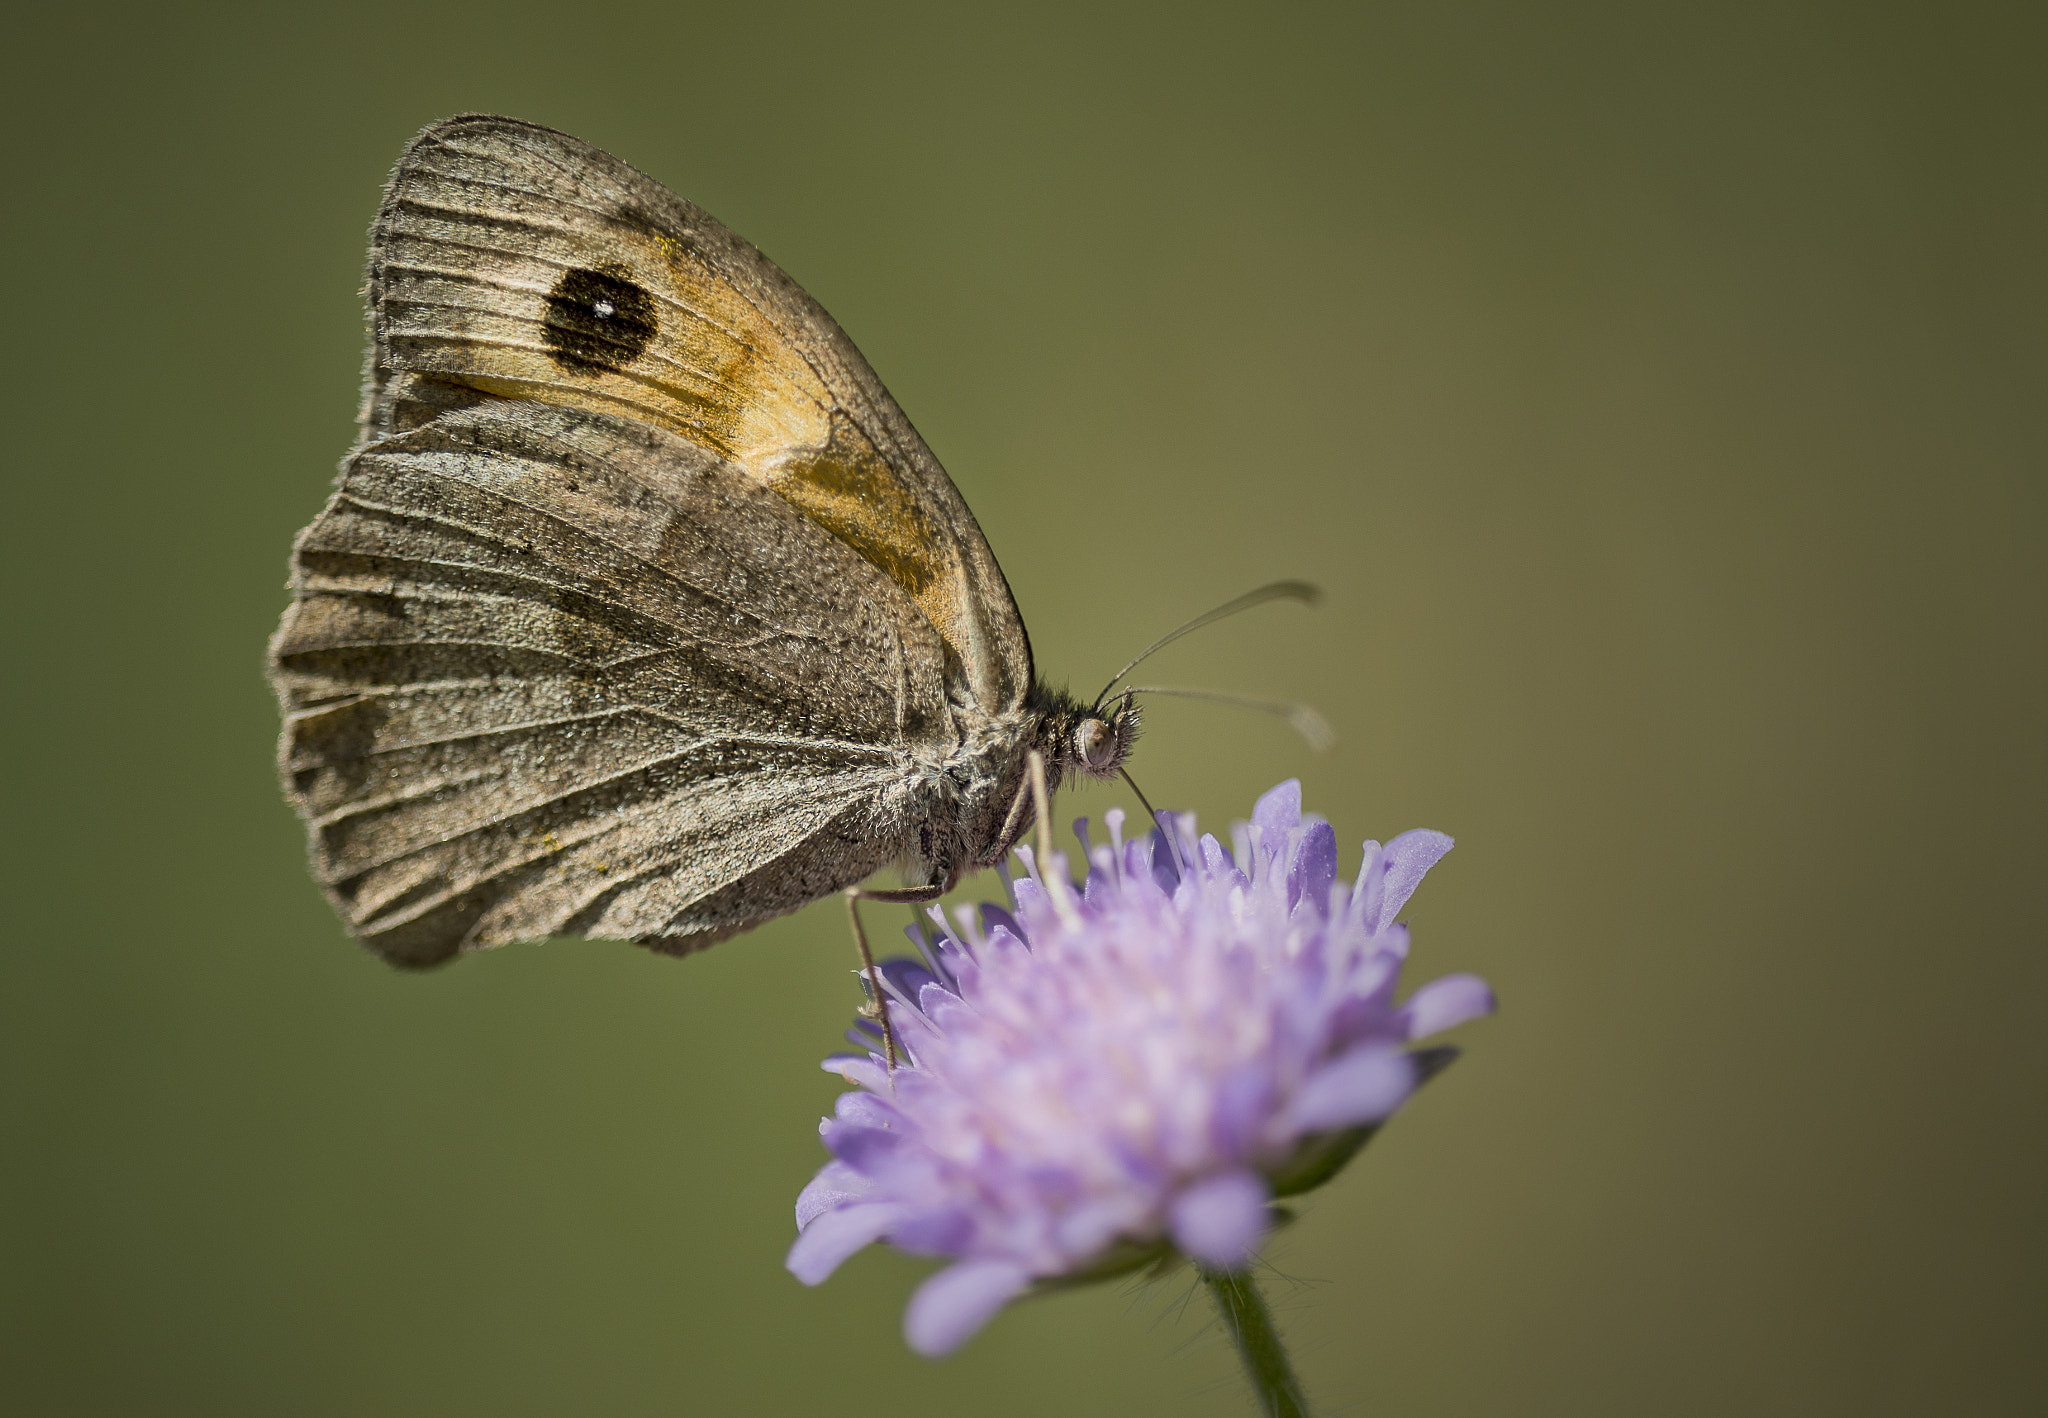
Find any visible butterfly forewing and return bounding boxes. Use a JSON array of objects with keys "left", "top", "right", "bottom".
[{"left": 364, "top": 115, "right": 1031, "bottom": 711}]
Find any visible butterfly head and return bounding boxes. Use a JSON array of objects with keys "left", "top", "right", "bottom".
[{"left": 1055, "top": 688, "right": 1141, "bottom": 784}]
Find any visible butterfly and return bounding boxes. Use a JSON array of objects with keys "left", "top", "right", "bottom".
[{"left": 267, "top": 115, "right": 1148, "bottom": 969}]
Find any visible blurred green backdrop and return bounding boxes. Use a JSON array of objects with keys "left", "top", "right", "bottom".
[{"left": 4, "top": 2, "right": 2043, "bottom": 1414}]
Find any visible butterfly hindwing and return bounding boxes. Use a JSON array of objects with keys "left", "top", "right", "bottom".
[
  {"left": 271, "top": 399, "right": 953, "bottom": 965},
  {"left": 364, "top": 114, "right": 1033, "bottom": 713}
]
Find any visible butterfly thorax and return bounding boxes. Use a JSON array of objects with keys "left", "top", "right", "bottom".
[{"left": 893, "top": 683, "right": 1140, "bottom": 893}]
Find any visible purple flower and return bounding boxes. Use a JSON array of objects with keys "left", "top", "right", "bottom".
[{"left": 787, "top": 781, "right": 1493, "bottom": 1357}]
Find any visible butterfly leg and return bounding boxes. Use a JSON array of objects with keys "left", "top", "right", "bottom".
[
  {"left": 844, "top": 752, "right": 1054, "bottom": 1070},
  {"left": 996, "top": 774, "right": 1032, "bottom": 858},
  {"left": 995, "top": 748, "right": 1058, "bottom": 868},
  {"left": 844, "top": 883, "right": 945, "bottom": 1070},
  {"left": 1028, "top": 748, "right": 1055, "bottom": 868}
]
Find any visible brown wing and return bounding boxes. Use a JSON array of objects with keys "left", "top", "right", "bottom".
[
  {"left": 361, "top": 114, "right": 1031, "bottom": 714},
  {"left": 269, "top": 400, "right": 952, "bottom": 966}
]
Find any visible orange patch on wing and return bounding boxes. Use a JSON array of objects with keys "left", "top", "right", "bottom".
[{"left": 765, "top": 441, "right": 964, "bottom": 648}]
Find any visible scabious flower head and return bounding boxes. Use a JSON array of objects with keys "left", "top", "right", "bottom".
[{"left": 787, "top": 781, "right": 1493, "bottom": 1356}]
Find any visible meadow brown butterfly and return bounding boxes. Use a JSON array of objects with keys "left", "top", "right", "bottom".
[{"left": 268, "top": 115, "right": 1150, "bottom": 969}]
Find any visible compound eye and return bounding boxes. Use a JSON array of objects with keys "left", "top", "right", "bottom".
[{"left": 1073, "top": 718, "right": 1115, "bottom": 773}]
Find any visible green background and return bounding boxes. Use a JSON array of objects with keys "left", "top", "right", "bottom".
[{"left": 6, "top": 2, "right": 2043, "bottom": 1414}]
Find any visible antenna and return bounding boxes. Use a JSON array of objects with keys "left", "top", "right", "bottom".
[
  {"left": 1126, "top": 686, "right": 1335, "bottom": 753},
  {"left": 1093, "top": 581, "right": 1321, "bottom": 709}
]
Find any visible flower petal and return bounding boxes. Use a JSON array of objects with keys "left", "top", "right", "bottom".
[
  {"left": 1168, "top": 1170, "right": 1271, "bottom": 1269},
  {"left": 834, "top": 1091, "right": 901, "bottom": 1129},
  {"left": 1359, "top": 829, "right": 1454, "bottom": 933},
  {"left": 1289, "top": 819, "right": 1337, "bottom": 915},
  {"left": 1010, "top": 876, "right": 1047, "bottom": 924},
  {"left": 1054, "top": 1197, "right": 1149, "bottom": 1257},
  {"left": 888, "top": 1206, "right": 975, "bottom": 1256},
  {"left": 1149, "top": 820, "right": 1182, "bottom": 890},
  {"left": 822, "top": 1054, "right": 890, "bottom": 1092},
  {"left": 903, "top": 1260, "right": 1033, "bottom": 1357},
  {"left": 795, "top": 1161, "right": 876, "bottom": 1229},
  {"left": 1288, "top": 1047, "right": 1416, "bottom": 1131},
  {"left": 1200, "top": 832, "right": 1233, "bottom": 877},
  {"left": 878, "top": 958, "right": 940, "bottom": 1006},
  {"left": 1401, "top": 973, "right": 1496, "bottom": 1039},
  {"left": 822, "top": 1120, "right": 905, "bottom": 1170},
  {"left": 1252, "top": 780, "right": 1302, "bottom": 870},
  {"left": 921, "top": 983, "right": 977, "bottom": 1035},
  {"left": 786, "top": 1202, "right": 907, "bottom": 1285},
  {"left": 1211, "top": 1063, "right": 1275, "bottom": 1160}
]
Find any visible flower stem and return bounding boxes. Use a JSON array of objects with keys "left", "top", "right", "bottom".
[{"left": 1202, "top": 1266, "right": 1311, "bottom": 1418}]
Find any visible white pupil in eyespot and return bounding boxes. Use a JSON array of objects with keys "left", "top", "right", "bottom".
[{"left": 593, "top": 299, "right": 615, "bottom": 318}]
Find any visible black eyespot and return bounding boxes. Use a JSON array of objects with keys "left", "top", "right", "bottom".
[{"left": 541, "top": 265, "right": 657, "bottom": 373}]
